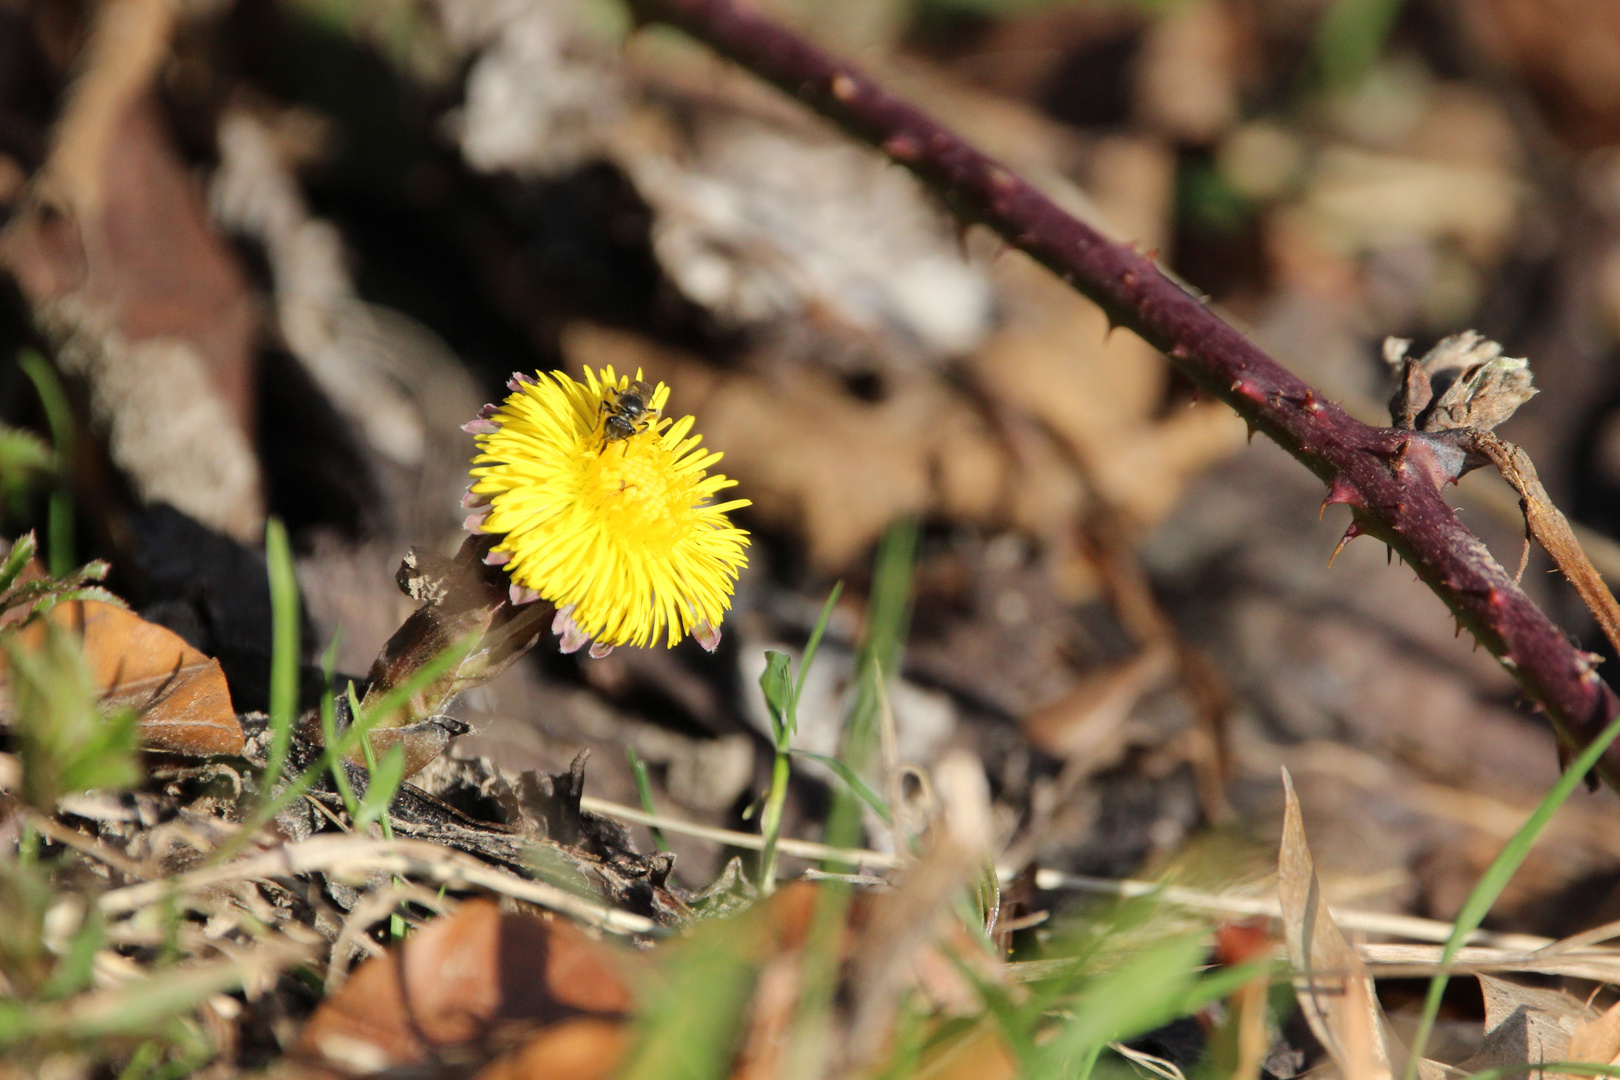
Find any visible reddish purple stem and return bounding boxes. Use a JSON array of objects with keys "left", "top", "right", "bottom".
[{"left": 630, "top": 0, "right": 1620, "bottom": 784}]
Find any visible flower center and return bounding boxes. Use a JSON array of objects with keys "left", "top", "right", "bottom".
[{"left": 580, "top": 436, "right": 686, "bottom": 549}]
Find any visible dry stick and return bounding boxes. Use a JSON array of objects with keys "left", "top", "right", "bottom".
[
  {"left": 578, "top": 795, "right": 1561, "bottom": 951},
  {"left": 1029, "top": 869, "right": 1552, "bottom": 952},
  {"left": 96, "top": 834, "right": 659, "bottom": 936},
  {"left": 625, "top": 0, "right": 1620, "bottom": 787},
  {"left": 1470, "top": 432, "right": 1620, "bottom": 658},
  {"left": 578, "top": 794, "right": 905, "bottom": 869}
]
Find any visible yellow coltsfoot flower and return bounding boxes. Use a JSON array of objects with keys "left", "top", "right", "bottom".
[{"left": 462, "top": 366, "right": 750, "bottom": 657}]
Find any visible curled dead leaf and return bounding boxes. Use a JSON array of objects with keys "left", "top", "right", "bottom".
[{"left": 3, "top": 597, "right": 242, "bottom": 756}]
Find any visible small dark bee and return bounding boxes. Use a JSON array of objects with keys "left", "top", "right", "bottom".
[{"left": 598, "top": 379, "right": 659, "bottom": 451}]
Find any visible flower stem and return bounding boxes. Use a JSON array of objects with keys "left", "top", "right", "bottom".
[{"left": 757, "top": 750, "right": 792, "bottom": 895}]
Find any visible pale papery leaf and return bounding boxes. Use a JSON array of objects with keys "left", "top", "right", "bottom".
[
  {"left": 1457, "top": 975, "right": 1596, "bottom": 1073},
  {"left": 1278, "top": 767, "right": 1395, "bottom": 1080}
]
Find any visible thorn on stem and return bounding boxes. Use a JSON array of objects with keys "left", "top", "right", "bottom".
[
  {"left": 1318, "top": 477, "right": 1363, "bottom": 519},
  {"left": 1229, "top": 379, "right": 1264, "bottom": 404},
  {"left": 1329, "top": 521, "right": 1365, "bottom": 566},
  {"left": 882, "top": 134, "right": 920, "bottom": 160}
]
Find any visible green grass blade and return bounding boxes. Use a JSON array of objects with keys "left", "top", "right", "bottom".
[
  {"left": 1314, "top": 0, "right": 1405, "bottom": 89},
  {"left": 1463, "top": 1065, "right": 1620, "bottom": 1080},
  {"left": 262, "top": 519, "right": 300, "bottom": 794},
  {"left": 824, "top": 519, "right": 917, "bottom": 859},
  {"left": 352, "top": 634, "right": 474, "bottom": 735},
  {"left": 41, "top": 906, "right": 102, "bottom": 1001},
  {"left": 791, "top": 581, "right": 844, "bottom": 715},
  {"left": 790, "top": 749, "right": 892, "bottom": 825},
  {"left": 1031, "top": 934, "right": 1206, "bottom": 1079},
  {"left": 618, "top": 905, "right": 766, "bottom": 1080},
  {"left": 0, "top": 531, "right": 37, "bottom": 598},
  {"left": 18, "top": 351, "right": 75, "bottom": 577},
  {"left": 626, "top": 747, "right": 669, "bottom": 852},
  {"left": 1404, "top": 713, "right": 1620, "bottom": 1080},
  {"left": 319, "top": 686, "right": 358, "bottom": 820},
  {"left": 355, "top": 742, "right": 406, "bottom": 831},
  {"left": 0, "top": 425, "right": 52, "bottom": 483}
]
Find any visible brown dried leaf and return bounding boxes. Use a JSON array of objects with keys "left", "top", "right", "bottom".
[
  {"left": 1134, "top": 0, "right": 1242, "bottom": 143},
  {"left": 1459, "top": 976, "right": 1596, "bottom": 1072},
  {"left": 8, "top": 597, "right": 242, "bottom": 755},
  {"left": 299, "top": 899, "right": 631, "bottom": 1075},
  {"left": 730, "top": 954, "right": 803, "bottom": 1080},
  {"left": 911, "top": 1022, "right": 1020, "bottom": 1080},
  {"left": 470, "top": 1019, "right": 629, "bottom": 1080},
  {"left": 1278, "top": 767, "right": 1394, "bottom": 1080},
  {"left": 969, "top": 237, "right": 1245, "bottom": 531},
  {"left": 1460, "top": 0, "right": 1620, "bottom": 148},
  {"left": 1020, "top": 646, "right": 1173, "bottom": 762},
  {"left": 1568, "top": 999, "right": 1620, "bottom": 1076}
]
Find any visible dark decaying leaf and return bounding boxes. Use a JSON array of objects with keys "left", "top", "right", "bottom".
[
  {"left": 353, "top": 541, "right": 549, "bottom": 760},
  {"left": 1385, "top": 333, "right": 1536, "bottom": 436},
  {"left": 298, "top": 898, "right": 632, "bottom": 1077}
]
